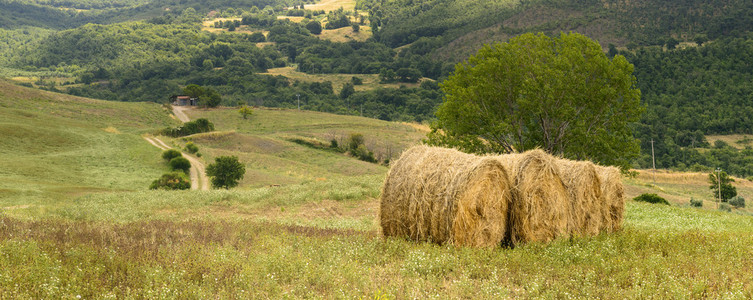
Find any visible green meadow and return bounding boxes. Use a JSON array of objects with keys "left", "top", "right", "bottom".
[{"left": 1, "top": 81, "right": 753, "bottom": 298}]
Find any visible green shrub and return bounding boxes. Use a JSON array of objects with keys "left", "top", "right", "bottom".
[
  {"left": 689, "top": 198, "right": 703, "bottom": 207},
  {"left": 729, "top": 196, "right": 746, "bottom": 208},
  {"left": 185, "top": 142, "right": 199, "bottom": 154},
  {"left": 169, "top": 157, "right": 191, "bottom": 173},
  {"left": 162, "top": 149, "right": 182, "bottom": 161},
  {"left": 206, "top": 156, "right": 245, "bottom": 189},
  {"left": 633, "top": 193, "right": 670, "bottom": 205},
  {"left": 161, "top": 118, "right": 215, "bottom": 137},
  {"left": 719, "top": 203, "right": 732, "bottom": 212},
  {"left": 352, "top": 144, "right": 377, "bottom": 163},
  {"left": 347, "top": 133, "right": 365, "bottom": 151},
  {"left": 149, "top": 172, "right": 190, "bottom": 190}
]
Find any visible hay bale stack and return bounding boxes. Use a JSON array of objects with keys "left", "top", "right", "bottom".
[
  {"left": 379, "top": 145, "right": 512, "bottom": 248},
  {"left": 497, "top": 150, "right": 569, "bottom": 245},
  {"left": 597, "top": 166, "right": 625, "bottom": 232},
  {"left": 557, "top": 159, "right": 603, "bottom": 237}
]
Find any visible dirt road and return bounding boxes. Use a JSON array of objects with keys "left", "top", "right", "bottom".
[
  {"left": 144, "top": 136, "right": 210, "bottom": 190},
  {"left": 172, "top": 106, "right": 191, "bottom": 122}
]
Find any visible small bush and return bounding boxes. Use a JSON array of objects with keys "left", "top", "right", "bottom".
[
  {"left": 185, "top": 142, "right": 199, "bottom": 154},
  {"left": 633, "top": 193, "right": 670, "bottom": 205},
  {"left": 169, "top": 157, "right": 191, "bottom": 173},
  {"left": 162, "top": 149, "right": 182, "bottom": 161},
  {"left": 352, "top": 144, "right": 377, "bottom": 163},
  {"left": 347, "top": 133, "right": 365, "bottom": 151},
  {"left": 719, "top": 203, "right": 732, "bottom": 212},
  {"left": 689, "top": 198, "right": 703, "bottom": 207},
  {"left": 729, "top": 196, "right": 746, "bottom": 208},
  {"left": 161, "top": 118, "right": 215, "bottom": 137},
  {"left": 239, "top": 105, "right": 253, "bottom": 119},
  {"left": 149, "top": 172, "right": 190, "bottom": 190}
]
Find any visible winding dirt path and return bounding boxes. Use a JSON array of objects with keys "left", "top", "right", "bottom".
[
  {"left": 143, "top": 105, "right": 209, "bottom": 190},
  {"left": 183, "top": 152, "right": 209, "bottom": 190},
  {"left": 144, "top": 136, "right": 209, "bottom": 190},
  {"left": 172, "top": 106, "right": 191, "bottom": 122}
]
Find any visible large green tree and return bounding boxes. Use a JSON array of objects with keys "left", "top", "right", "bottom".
[
  {"left": 206, "top": 156, "right": 246, "bottom": 189},
  {"left": 305, "top": 20, "right": 322, "bottom": 35},
  {"left": 183, "top": 84, "right": 205, "bottom": 98},
  {"left": 426, "top": 32, "right": 644, "bottom": 169}
]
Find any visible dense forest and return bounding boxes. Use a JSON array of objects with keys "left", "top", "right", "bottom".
[
  {"left": 360, "top": 0, "right": 753, "bottom": 57},
  {"left": 0, "top": 0, "right": 302, "bottom": 29},
  {"left": 626, "top": 36, "right": 753, "bottom": 175},
  {"left": 3, "top": 0, "right": 753, "bottom": 175},
  {"left": 3, "top": 8, "right": 442, "bottom": 121}
]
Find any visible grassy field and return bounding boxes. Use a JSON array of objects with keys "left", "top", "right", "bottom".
[
  {"left": 305, "top": 0, "right": 356, "bottom": 12},
  {"left": 2, "top": 83, "right": 753, "bottom": 297},
  {"left": 318, "top": 24, "right": 372, "bottom": 43},
  {"left": 625, "top": 169, "right": 753, "bottom": 215},
  {"left": 169, "top": 107, "right": 425, "bottom": 187},
  {"left": 2, "top": 184, "right": 753, "bottom": 298},
  {"left": 706, "top": 134, "right": 753, "bottom": 149},
  {"left": 260, "top": 66, "right": 421, "bottom": 94},
  {"left": 277, "top": 15, "right": 305, "bottom": 23},
  {"left": 0, "top": 80, "right": 178, "bottom": 211}
]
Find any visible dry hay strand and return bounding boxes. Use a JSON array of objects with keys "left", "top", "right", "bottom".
[
  {"left": 497, "top": 149, "right": 569, "bottom": 245},
  {"left": 557, "top": 159, "right": 603, "bottom": 237},
  {"left": 597, "top": 166, "right": 625, "bottom": 232},
  {"left": 379, "top": 145, "right": 512, "bottom": 248}
]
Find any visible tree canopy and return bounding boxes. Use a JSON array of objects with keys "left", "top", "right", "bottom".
[
  {"left": 426, "top": 32, "right": 644, "bottom": 169},
  {"left": 206, "top": 156, "right": 246, "bottom": 189}
]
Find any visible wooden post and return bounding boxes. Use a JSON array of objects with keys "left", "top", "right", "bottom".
[{"left": 651, "top": 139, "right": 656, "bottom": 184}]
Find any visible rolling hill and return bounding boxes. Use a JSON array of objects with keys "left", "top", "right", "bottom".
[
  {"left": 0, "top": 79, "right": 177, "bottom": 212},
  {"left": 0, "top": 80, "right": 426, "bottom": 218},
  {"left": 1, "top": 82, "right": 753, "bottom": 297}
]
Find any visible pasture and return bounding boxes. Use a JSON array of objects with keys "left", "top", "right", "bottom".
[{"left": 1, "top": 82, "right": 752, "bottom": 298}]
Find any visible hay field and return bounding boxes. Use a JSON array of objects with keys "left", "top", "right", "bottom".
[
  {"left": 3, "top": 175, "right": 753, "bottom": 298},
  {"left": 2, "top": 83, "right": 753, "bottom": 297}
]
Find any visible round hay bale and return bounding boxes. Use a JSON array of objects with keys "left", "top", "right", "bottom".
[
  {"left": 557, "top": 159, "right": 603, "bottom": 237},
  {"left": 497, "top": 149, "right": 569, "bottom": 245},
  {"left": 379, "top": 145, "right": 512, "bottom": 248},
  {"left": 597, "top": 166, "right": 625, "bottom": 232}
]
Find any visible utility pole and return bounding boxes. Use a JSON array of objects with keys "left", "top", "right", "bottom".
[
  {"left": 651, "top": 139, "right": 656, "bottom": 184},
  {"left": 296, "top": 94, "right": 300, "bottom": 110},
  {"left": 717, "top": 168, "right": 721, "bottom": 209}
]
